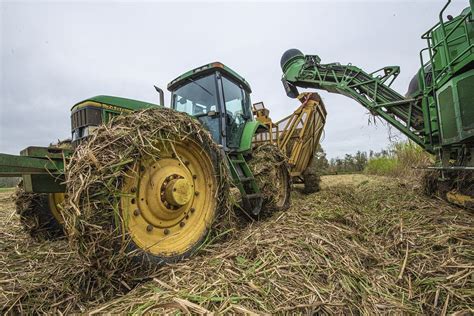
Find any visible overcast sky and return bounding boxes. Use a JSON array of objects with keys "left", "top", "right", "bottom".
[{"left": 0, "top": 0, "right": 469, "bottom": 158}]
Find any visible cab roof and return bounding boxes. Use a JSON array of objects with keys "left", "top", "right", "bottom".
[{"left": 167, "top": 62, "right": 252, "bottom": 93}]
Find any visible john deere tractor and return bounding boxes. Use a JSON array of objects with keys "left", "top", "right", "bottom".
[
  {"left": 0, "top": 62, "right": 291, "bottom": 263},
  {"left": 280, "top": 0, "right": 474, "bottom": 207}
]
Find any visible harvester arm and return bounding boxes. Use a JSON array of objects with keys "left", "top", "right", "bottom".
[{"left": 280, "top": 50, "right": 432, "bottom": 153}]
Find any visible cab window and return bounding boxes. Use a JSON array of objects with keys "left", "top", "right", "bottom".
[{"left": 222, "top": 76, "right": 249, "bottom": 148}]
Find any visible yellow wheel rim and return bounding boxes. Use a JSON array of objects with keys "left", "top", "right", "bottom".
[
  {"left": 48, "top": 193, "right": 65, "bottom": 224},
  {"left": 121, "top": 138, "right": 217, "bottom": 257}
]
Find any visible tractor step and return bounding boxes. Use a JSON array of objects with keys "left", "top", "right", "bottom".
[
  {"left": 240, "top": 176, "right": 255, "bottom": 182},
  {"left": 227, "top": 152, "right": 263, "bottom": 215},
  {"left": 245, "top": 193, "right": 263, "bottom": 199}
]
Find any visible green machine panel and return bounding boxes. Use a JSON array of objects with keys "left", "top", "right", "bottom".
[
  {"left": 459, "top": 70, "right": 474, "bottom": 130},
  {"left": 437, "top": 69, "right": 474, "bottom": 145},
  {"left": 438, "top": 85, "right": 458, "bottom": 143},
  {"left": 431, "top": 7, "right": 474, "bottom": 75}
]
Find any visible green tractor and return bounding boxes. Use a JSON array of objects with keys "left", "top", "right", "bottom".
[
  {"left": 1, "top": 62, "right": 291, "bottom": 263},
  {"left": 280, "top": 0, "right": 474, "bottom": 207}
]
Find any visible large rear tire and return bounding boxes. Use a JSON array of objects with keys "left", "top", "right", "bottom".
[
  {"left": 248, "top": 144, "right": 291, "bottom": 217},
  {"left": 63, "top": 108, "right": 229, "bottom": 268}
]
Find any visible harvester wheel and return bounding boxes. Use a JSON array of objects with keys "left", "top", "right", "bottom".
[
  {"left": 64, "top": 108, "right": 228, "bottom": 267},
  {"left": 421, "top": 170, "right": 439, "bottom": 196},
  {"left": 248, "top": 144, "right": 290, "bottom": 216},
  {"left": 302, "top": 160, "right": 321, "bottom": 194},
  {"left": 15, "top": 181, "right": 64, "bottom": 240},
  {"left": 303, "top": 171, "right": 321, "bottom": 194},
  {"left": 422, "top": 169, "right": 474, "bottom": 209}
]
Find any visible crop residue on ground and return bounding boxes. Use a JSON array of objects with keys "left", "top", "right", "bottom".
[{"left": 0, "top": 175, "right": 473, "bottom": 314}]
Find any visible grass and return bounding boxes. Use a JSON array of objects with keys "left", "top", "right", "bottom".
[
  {"left": 0, "top": 187, "right": 15, "bottom": 192},
  {"left": 364, "top": 141, "right": 432, "bottom": 178},
  {"left": 364, "top": 156, "right": 398, "bottom": 176}
]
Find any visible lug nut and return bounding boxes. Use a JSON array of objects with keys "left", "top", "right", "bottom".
[
  {"left": 190, "top": 207, "right": 195, "bottom": 213},
  {"left": 180, "top": 222, "right": 185, "bottom": 227},
  {"left": 131, "top": 187, "right": 137, "bottom": 193},
  {"left": 193, "top": 175, "right": 197, "bottom": 179},
  {"left": 146, "top": 225, "right": 153, "bottom": 232},
  {"left": 133, "top": 209, "right": 140, "bottom": 216},
  {"left": 184, "top": 160, "right": 189, "bottom": 166},
  {"left": 195, "top": 191, "right": 199, "bottom": 196},
  {"left": 164, "top": 228, "right": 170, "bottom": 235}
]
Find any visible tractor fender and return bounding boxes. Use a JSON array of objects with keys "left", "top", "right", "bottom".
[{"left": 239, "top": 121, "right": 267, "bottom": 153}]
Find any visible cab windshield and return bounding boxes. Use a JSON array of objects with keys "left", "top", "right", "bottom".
[
  {"left": 172, "top": 74, "right": 218, "bottom": 116},
  {"left": 171, "top": 72, "right": 251, "bottom": 149}
]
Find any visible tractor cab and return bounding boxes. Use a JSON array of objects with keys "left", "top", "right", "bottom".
[{"left": 168, "top": 62, "right": 254, "bottom": 150}]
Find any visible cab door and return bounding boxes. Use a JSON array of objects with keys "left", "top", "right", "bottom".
[{"left": 220, "top": 76, "right": 251, "bottom": 149}]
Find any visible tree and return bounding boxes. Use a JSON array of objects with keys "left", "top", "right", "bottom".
[
  {"left": 354, "top": 151, "right": 368, "bottom": 171},
  {"left": 313, "top": 144, "right": 329, "bottom": 171}
]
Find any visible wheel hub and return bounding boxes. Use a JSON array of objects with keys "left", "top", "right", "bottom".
[
  {"left": 164, "top": 178, "right": 193, "bottom": 207},
  {"left": 137, "top": 158, "right": 194, "bottom": 226}
]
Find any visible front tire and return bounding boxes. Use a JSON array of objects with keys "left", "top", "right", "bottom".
[{"left": 248, "top": 144, "right": 291, "bottom": 217}]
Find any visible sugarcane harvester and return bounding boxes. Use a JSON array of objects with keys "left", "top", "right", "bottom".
[
  {"left": 0, "top": 60, "right": 326, "bottom": 264},
  {"left": 281, "top": 0, "right": 474, "bottom": 208}
]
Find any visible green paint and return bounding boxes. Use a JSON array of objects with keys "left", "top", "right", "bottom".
[
  {"left": 167, "top": 62, "right": 252, "bottom": 93},
  {"left": 71, "top": 95, "right": 160, "bottom": 112},
  {"left": 23, "top": 174, "right": 65, "bottom": 193},
  {"left": 0, "top": 148, "right": 67, "bottom": 193},
  {"left": 239, "top": 121, "right": 265, "bottom": 153},
  {"left": 227, "top": 152, "right": 262, "bottom": 215},
  {"left": 436, "top": 69, "right": 474, "bottom": 145},
  {"left": 0, "top": 153, "right": 64, "bottom": 177}
]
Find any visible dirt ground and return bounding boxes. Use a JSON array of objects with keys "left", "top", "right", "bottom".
[{"left": 0, "top": 175, "right": 473, "bottom": 314}]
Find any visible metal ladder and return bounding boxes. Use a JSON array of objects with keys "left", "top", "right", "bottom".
[{"left": 227, "top": 152, "right": 263, "bottom": 215}]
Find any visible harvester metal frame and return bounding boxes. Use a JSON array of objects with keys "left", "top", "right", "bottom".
[{"left": 253, "top": 92, "right": 327, "bottom": 183}]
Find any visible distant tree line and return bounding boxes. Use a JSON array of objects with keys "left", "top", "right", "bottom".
[{"left": 314, "top": 146, "right": 398, "bottom": 175}]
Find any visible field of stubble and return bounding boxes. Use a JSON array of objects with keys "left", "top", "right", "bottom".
[{"left": 1, "top": 175, "right": 473, "bottom": 314}]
